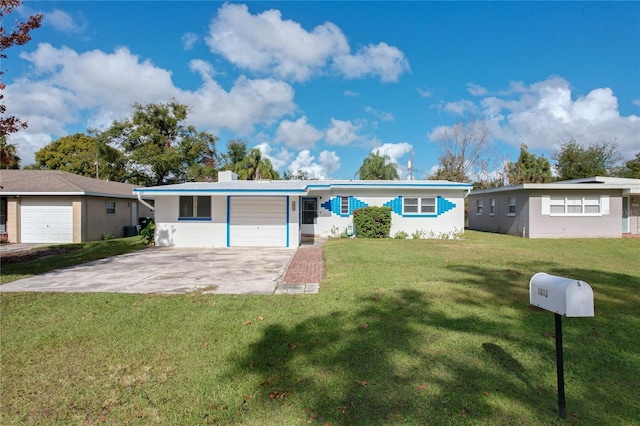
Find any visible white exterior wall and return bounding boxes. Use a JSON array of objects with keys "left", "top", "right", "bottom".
[
  {"left": 302, "top": 188, "right": 466, "bottom": 238},
  {"left": 153, "top": 195, "right": 300, "bottom": 247},
  {"left": 154, "top": 195, "right": 227, "bottom": 247}
]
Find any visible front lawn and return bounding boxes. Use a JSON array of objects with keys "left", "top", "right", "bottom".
[{"left": 1, "top": 232, "right": 638, "bottom": 425}]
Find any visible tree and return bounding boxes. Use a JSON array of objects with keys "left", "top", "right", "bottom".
[
  {"left": 357, "top": 152, "right": 399, "bottom": 180},
  {"left": 553, "top": 139, "right": 622, "bottom": 180},
  {"left": 617, "top": 152, "right": 640, "bottom": 179},
  {"left": 430, "top": 116, "right": 490, "bottom": 182},
  {"left": 32, "top": 133, "right": 127, "bottom": 181},
  {"left": 221, "top": 139, "right": 248, "bottom": 174},
  {"left": 236, "top": 147, "right": 279, "bottom": 180},
  {"left": 283, "top": 169, "right": 310, "bottom": 180},
  {"left": 506, "top": 144, "right": 554, "bottom": 184},
  {"left": 100, "top": 101, "right": 218, "bottom": 186},
  {"left": 1, "top": 0, "right": 43, "bottom": 136},
  {"left": 0, "top": 134, "right": 19, "bottom": 168}
]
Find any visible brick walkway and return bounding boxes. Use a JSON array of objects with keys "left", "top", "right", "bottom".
[{"left": 281, "top": 246, "right": 324, "bottom": 284}]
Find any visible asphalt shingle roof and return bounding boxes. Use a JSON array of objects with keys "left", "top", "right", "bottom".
[{"left": 0, "top": 170, "right": 142, "bottom": 198}]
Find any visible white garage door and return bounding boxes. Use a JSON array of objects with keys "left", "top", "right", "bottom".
[
  {"left": 21, "top": 200, "right": 73, "bottom": 243},
  {"left": 229, "top": 197, "right": 287, "bottom": 247}
]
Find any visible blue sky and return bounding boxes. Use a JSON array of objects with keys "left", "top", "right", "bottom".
[{"left": 6, "top": 1, "right": 640, "bottom": 179}]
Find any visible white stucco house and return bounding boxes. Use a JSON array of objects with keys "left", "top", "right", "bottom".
[
  {"left": 133, "top": 171, "right": 472, "bottom": 247},
  {"left": 467, "top": 176, "right": 640, "bottom": 238}
]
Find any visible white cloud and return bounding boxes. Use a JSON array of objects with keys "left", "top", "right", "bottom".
[
  {"left": 275, "top": 116, "right": 323, "bottom": 149},
  {"left": 325, "top": 118, "right": 361, "bottom": 146},
  {"left": 365, "top": 106, "right": 393, "bottom": 121},
  {"left": 418, "top": 88, "right": 433, "bottom": 98},
  {"left": 181, "top": 32, "right": 198, "bottom": 50},
  {"left": 372, "top": 142, "right": 412, "bottom": 164},
  {"left": 288, "top": 149, "right": 340, "bottom": 179},
  {"left": 207, "top": 3, "right": 348, "bottom": 82},
  {"left": 333, "top": 42, "right": 410, "bottom": 83},
  {"left": 481, "top": 77, "right": 640, "bottom": 157},
  {"left": 45, "top": 9, "right": 87, "bottom": 34},
  {"left": 344, "top": 90, "right": 359, "bottom": 97},
  {"left": 9, "top": 43, "right": 297, "bottom": 164},
  {"left": 444, "top": 99, "right": 476, "bottom": 115},
  {"left": 206, "top": 3, "right": 408, "bottom": 83},
  {"left": 633, "top": 99, "right": 640, "bottom": 107},
  {"left": 467, "top": 83, "right": 489, "bottom": 96}
]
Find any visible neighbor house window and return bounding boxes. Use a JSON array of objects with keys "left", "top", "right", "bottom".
[
  {"left": 403, "top": 197, "right": 436, "bottom": 215},
  {"left": 106, "top": 201, "right": 116, "bottom": 215},
  {"left": 476, "top": 199, "right": 483, "bottom": 215},
  {"left": 490, "top": 198, "right": 495, "bottom": 215},
  {"left": 550, "top": 195, "right": 601, "bottom": 215},
  {"left": 340, "top": 196, "right": 350, "bottom": 215},
  {"left": 179, "top": 196, "right": 211, "bottom": 219},
  {"left": 508, "top": 197, "right": 516, "bottom": 215}
]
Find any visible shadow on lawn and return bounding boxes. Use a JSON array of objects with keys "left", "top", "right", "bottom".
[{"left": 224, "top": 289, "right": 556, "bottom": 424}]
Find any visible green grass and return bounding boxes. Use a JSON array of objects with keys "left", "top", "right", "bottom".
[
  {"left": 1, "top": 232, "right": 639, "bottom": 425},
  {"left": 0, "top": 237, "right": 149, "bottom": 284}
]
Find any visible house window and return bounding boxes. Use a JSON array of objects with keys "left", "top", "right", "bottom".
[
  {"left": 403, "top": 197, "right": 436, "bottom": 215},
  {"left": 106, "top": 201, "right": 116, "bottom": 215},
  {"left": 490, "top": 198, "right": 495, "bottom": 215},
  {"left": 508, "top": 197, "right": 516, "bottom": 215},
  {"left": 476, "top": 199, "right": 483, "bottom": 215},
  {"left": 550, "top": 195, "right": 601, "bottom": 216},
  {"left": 179, "top": 196, "right": 211, "bottom": 219},
  {"left": 340, "top": 196, "right": 350, "bottom": 215}
]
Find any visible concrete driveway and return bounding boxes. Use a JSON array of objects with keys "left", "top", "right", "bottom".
[{"left": 0, "top": 247, "right": 297, "bottom": 294}]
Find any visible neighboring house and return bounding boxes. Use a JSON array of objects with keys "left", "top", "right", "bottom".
[
  {"left": 133, "top": 171, "right": 472, "bottom": 247},
  {"left": 0, "top": 170, "right": 154, "bottom": 243},
  {"left": 467, "top": 177, "right": 640, "bottom": 238}
]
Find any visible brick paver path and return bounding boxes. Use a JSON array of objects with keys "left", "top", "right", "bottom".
[{"left": 281, "top": 246, "right": 324, "bottom": 284}]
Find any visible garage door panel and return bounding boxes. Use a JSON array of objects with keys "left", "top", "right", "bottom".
[
  {"left": 21, "top": 200, "right": 73, "bottom": 243},
  {"left": 229, "top": 197, "right": 287, "bottom": 247}
]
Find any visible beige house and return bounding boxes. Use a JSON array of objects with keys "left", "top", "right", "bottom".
[
  {"left": 467, "top": 177, "right": 640, "bottom": 238},
  {"left": 0, "top": 170, "right": 153, "bottom": 244}
]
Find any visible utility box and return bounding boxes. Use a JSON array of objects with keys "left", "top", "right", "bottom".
[{"left": 529, "top": 272, "right": 594, "bottom": 317}]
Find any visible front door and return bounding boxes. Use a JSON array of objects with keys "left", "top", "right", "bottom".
[
  {"left": 301, "top": 198, "right": 317, "bottom": 235},
  {"left": 622, "top": 196, "right": 629, "bottom": 233}
]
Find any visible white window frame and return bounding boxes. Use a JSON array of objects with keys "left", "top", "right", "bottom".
[
  {"left": 179, "top": 196, "right": 211, "bottom": 220},
  {"left": 489, "top": 198, "right": 495, "bottom": 215},
  {"left": 340, "top": 196, "right": 350, "bottom": 215},
  {"left": 105, "top": 201, "right": 116, "bottom": 216},
  {"left": 403, "top": 197, "right": 436, "bottom": 215},
  {"left": 508, "top": 197, "right": 516, "bottom": 216},
  {"left": 476, "top": 199, "right": 483, "bottom": 215},
  {"left": 547, "top": 195, "right": 602, "bottom": 216}
]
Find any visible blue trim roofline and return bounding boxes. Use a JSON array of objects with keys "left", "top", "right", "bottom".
[
  {"left": 134, "top": 188, "right": 308, "bottom": 194},
  {"left": 306, "top": 182, "right": 472, "bottom": 189}
]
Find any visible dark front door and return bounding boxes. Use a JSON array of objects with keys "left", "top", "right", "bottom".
[{"left": 302, "top": 198, "right": 317, "bottom": 225}]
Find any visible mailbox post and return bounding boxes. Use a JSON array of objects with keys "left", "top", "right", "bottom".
[{"left": 529, "top": 272, "right": 594, "bottom": 419}]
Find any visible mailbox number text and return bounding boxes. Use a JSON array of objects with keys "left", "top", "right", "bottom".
[{"left": 537, "top": 288, "right": 548, "bottom": 297}]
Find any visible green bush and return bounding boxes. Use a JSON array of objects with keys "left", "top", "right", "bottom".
[
  {"left": 394, "top": 230, "right": 408, "bottom": 239},
  {"left": 353, "top": 206, "right": 391, "bottom": 238},
  {"left": 140, "top": 219, "right": 156, "bottom": 246}
]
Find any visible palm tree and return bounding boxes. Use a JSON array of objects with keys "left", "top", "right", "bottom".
[
  {"left": 237, "top": 148, "right": 280, "bottom": 180},
  {"left": 0, "top": 136, "right": 21, "bottom": 169},
  {"left": 357, "top": 152, "right": 399, "bottom": 180}
]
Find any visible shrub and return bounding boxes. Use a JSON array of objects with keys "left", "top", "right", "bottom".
[
  {"left": 140, "top": 219, "right": 156, "bottom": 246},
  {"left": 101, "top": 233, "right": 115, "bottom": 240},
  {"left": 411, "top": 229, "right": 426, "bottom": 239},
  {"left": 394, "top": 230, "right": 408, "bottom": 239},
  {"left": 353, "top": 206, "right": 391, "bottom": 238}
]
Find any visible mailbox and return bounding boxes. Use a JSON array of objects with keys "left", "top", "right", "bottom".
[{"left": 529, "top": 272, "right": 594, "bottom": 317}]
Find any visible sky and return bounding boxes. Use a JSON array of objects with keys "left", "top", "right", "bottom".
[{"left": 5, "top": 1, "right": 640, "bottom": 180}]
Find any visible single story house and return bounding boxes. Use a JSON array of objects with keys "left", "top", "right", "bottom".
[
  {"left": 467, "top": 176, "right": 640, "bottom": 238},
  {"left": 0, "top": 170, "right": 154, "bottom": 243},
  {"left": 132, "top": 171, "right": 472, "bottom": 247}
]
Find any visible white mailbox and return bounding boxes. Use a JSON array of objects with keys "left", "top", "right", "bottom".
[{"left": 529, "top": 272, "right": 594, "bottom": 317}]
